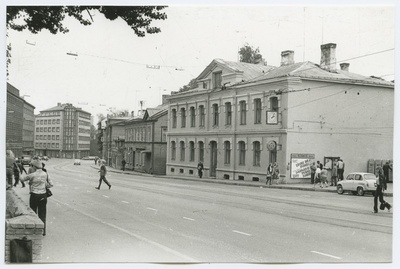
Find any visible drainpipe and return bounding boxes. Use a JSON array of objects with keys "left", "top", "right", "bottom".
[
  {"left": 232, "top": 87, "right": 238, "bottom": 180},
  {"left": 151, "top": 120, "right": 155, "bottom": 174}
]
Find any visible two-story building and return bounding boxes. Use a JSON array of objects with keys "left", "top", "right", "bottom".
[{"left": 166, "top": 43, "right": 394, "bottom": 183}]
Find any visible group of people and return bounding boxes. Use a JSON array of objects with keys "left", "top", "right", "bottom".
[
  {"left": 266, "top": 162, "right": 280, "bottom": 185},
  {"left": 6, "top": 150, "right": 53, "bottom": 236},
  {"left": 310, "top": 159, "right": 345, "bottom": 188}
]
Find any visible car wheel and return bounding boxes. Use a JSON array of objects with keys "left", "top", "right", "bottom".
[
  {"left": 357, "top": 187, "right": 365, "bottom": 196},
  {"left": 337, "top": 185, "right": 344, "bottom": 194}
]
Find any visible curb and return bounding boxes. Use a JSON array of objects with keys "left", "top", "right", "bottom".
[{"left": 91, "top": 165, "right": 392, "bottom": 197}]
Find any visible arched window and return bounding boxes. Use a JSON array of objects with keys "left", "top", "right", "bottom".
[
  {"left": 181, "top": 108, "right": 186, "bottom": 128},
  {"left": 212, "top": 104, "right": 219, "bottom": 126},
  {"left": 198, "top": 141, "right": 204, "bottom": 162},
  {"left": 199, "top": 105, "right": 205, "bottom": 127},
  {"left": 238, "top": 141, "right": 246, "bottom": 165},
  {"left": 253, "top": 141, "right": 261, "bottom": 166},
  {"left": 225, "top": 102, "right": 232, "bottom": 125},
  {"left": 190, "top": 107, "right": 196, "bottom": 127},
  {"left": 171, "top": 109, "right": 177, "bottom": 128},
  {"left": 239, "top": 100, "right": 246, "bottom": 125},
  {"left": 171, "top": 141, "right": 176, "bottom": 160},
  {"left": 224, "top": 141, "right": 231, "bottom": 164},
  {"left": 180, "top": 141, "right": 185, "bottom": 161},
  {"left": 189, "top": 141, "right": 195, "bottom": 162},
  {"left": 254, "top": 98, "right": 262, "bottom": 124}
]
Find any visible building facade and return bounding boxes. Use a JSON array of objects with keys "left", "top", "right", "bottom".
[
  {"left": 34, "top": 103, "right": 91, "bottom": 158},
  {"left": 123, "top": 106, "right": 168, "bottom": 174},
  {"left": 166, "top": 43, "right": 394, "bottom": 183},
  {"left": 6, "top": 83, "right": 35, "bottom": 157}
]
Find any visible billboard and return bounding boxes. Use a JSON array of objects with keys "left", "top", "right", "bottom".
[{"left": 290, "top": 153, "right": 315, "bottom": 179}]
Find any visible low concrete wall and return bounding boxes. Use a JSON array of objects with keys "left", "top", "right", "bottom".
[{"left": 5, "top": 189, "right": 44, "bottom": 263}]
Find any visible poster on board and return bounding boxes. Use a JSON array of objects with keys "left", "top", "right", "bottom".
[{"left": 290, "top": 153, "right": 315, "bottom": 179}]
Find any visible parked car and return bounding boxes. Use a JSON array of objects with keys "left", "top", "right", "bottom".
[
  {"left": 42, "top": 156, "right": 49, "bottom": 161},
  {"left": 337, "top": 172, "right": 377, "bottom": 196},
  {"left": 20, "top": 155, "right": 32, "bottom": 166},
  {"left": 74, "top": 159, "right": 81, "bottom": 165},
  {"left": 81, "top": 156, "right": 97, "bottom": 160}
]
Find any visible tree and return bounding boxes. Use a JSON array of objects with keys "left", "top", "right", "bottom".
[
  {"left": 7, "top": 6, "right": 167, "bottom": 36},
  {"left": 238, "top": 43, "right": 263, "bottom": 64},
  {"left": 6, "top": 6, "right": 168, "bottom": 73},
  {"left": 179, "top": 78, "right": 198, "bottom": 92}
]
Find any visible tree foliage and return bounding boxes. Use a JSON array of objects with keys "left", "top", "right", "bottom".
[
  {"left": 7, "top": 6, "right": 168, "bottom": 36},
  {"left": 238, "top": 43, "right": 263, "bottom": 64},
  {"left": 179, "top": 78, "right": 198, "bottom": 92}
]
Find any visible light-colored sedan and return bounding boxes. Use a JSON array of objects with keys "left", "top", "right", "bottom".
[
  {"left": 73, "top": 159, "right": 81, "bottom": 165},
  {"left": 337, "top": 172, "right": 377, "bottom": 196}
]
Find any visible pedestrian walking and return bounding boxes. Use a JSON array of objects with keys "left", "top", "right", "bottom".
[
  {"left": 266, "top": 163, "right": 273, "bottom": 185},
  {"left": 382, "top": 161, "right": 392, "bottom": 190},
  {"left": 197, "top": 161, "right": 204, "bottom": 178},
  {"left": 94, "top": 157, "right": 98, "bottom": 165},
  {"left": 320, "top": 167, "right": 329, "bottom": 188},
  {"left": 373, "top": 166, "right": 392, "bottom": 213},
  {"left": 21, "top": 160, "right": 53, "bottom": 236},
  {"left": 6, "top": 150, "right": 15, "bottom": 190},
  {"left": 315, "top": 165, "right": 321, "bottom": 185},
  {"left": 95, "top": 160, "right": 111, "bottom": 190},
  {"left": 121, "top": 158, "right": 126, "bottom": 171},
  {"left": 310, "top": 162, "right": 316, "bottom": 184},
  {"left": 331, "top": 161, "right": 338, "bottom": 186},
  {"left": 13, "top": 160, "right": 26, "bottom": 188},
  {"left": 273, "top": 162, "right": 280, "bottom": 184},
  {"left": 337, "top": 159, "right": 345, "bottom": 180}
]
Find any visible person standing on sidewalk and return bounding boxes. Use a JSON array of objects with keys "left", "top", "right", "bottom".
[
  {"left": 373, "top": 166, "right": 392, "bottom": 213},
  {"left": 337, "top": 159, "right": 345, "bottom": 180},
  {"left": 310, "top": 162, "right": 316, "bottom": 184},
  {"left": 96, "top": 160, "right": 111, "bottom": 190},
  {"left": 197, "top": 161, "right": 204, "bottom": 178},
  {"left": 121, "top": 158, "right": 126, "bottom": 171},
  {"left": 272, "top": 162, "right": 280, "bottom": 184},
  {"left": 21, "top": 159, "right": 53, "bottom": 236},
  {"left": 382, "top": 161, "right": 392, "bottom": 190},
  {"left": 320, "top": 167, "right": 329, "bottom": 188},
  {"left": 266, "top": 163, "right": 273, "bottom": 185},
  {"left": 13, "top": 160, "right": 26, "bottom": 188},
  {"left": 330, "top": 161, "right": 338, "bottom": 186}
]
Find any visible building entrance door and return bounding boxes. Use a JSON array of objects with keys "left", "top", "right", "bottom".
[{"left": 210, "top": 141, "right": 217, "bottom": 177}]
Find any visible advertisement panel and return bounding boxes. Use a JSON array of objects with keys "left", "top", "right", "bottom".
[{"left": 290, "top": 153, "right": 315, "bottom": 179}]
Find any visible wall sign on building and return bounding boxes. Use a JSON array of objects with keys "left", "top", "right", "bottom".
[{"left": 290, "top": 153, "right": 315, "bottom": 179}]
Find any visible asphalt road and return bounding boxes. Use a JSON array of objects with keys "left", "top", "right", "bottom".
[{"left": 14, "top": 159, "right": 393, "bottom": 263}]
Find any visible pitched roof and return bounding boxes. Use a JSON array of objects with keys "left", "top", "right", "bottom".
[
  {"left": 197, "top": 58, "right": 275, "bottom": 82},
  {"left": 40, "top": 103, "right": 91, "bottom": 114},
  {"left": 246, "top": 61, "right": 394, "bottom": 87}
]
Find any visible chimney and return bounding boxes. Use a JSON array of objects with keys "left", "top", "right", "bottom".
[
  {"left": 320, "top": 43, "right": 337, "bottom": 71},
  {"left": 57, "top": 102, "right": 61, "bottom": 106},
  {"left": 340, "top": 63, "right": 350, "bottom": 71},
  {"left": 281, "top": 50, "right": 295, "bottom": 66}
]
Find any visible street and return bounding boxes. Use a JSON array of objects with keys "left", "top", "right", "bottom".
[{"left": 14, "top": 159, "right": 393, "bottom": 263}]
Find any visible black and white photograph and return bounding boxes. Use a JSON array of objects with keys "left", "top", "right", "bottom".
[{"left": 1, "top": 0, "right": 398, "bottom": 268}]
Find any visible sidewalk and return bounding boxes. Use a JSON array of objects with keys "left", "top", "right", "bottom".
[{"left": 91, "top": 165, "right": 393, "bottom": 197}]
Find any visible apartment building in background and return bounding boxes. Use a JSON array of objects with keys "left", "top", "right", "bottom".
[
  {"left": 34, "top": 103, "right": 91, "bottom": 159},
  {"left": 6, "top": 83, "right": 35, "bottom": 157}
]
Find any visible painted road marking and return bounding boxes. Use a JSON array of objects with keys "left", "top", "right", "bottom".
[
  {"left": 183, "top": 217, "right": 195, "bottom": 221},
  {"left": 147, "top": 207, "right": 158, "bottom": 211},
  {"left": 102, "top": 195, "right": 109, "bottom": 198},
  {"left": 121, "top": 201, "right": 129, "bottom": 204},
  {"left": 232, "top": 230, "right": 252, "bottom": 236},
  {"left": 311, "top": 251, "right": 342, "bottom": 260}
]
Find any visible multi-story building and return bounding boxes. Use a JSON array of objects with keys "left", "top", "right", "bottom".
[
  {"left": 166, "top": 43, "right": 394, "bottom": 183},
  {"left": 34, "top": 103, "right": 91, "bottom": 158},
  {"left": 123, "top": 105, "right": 168, "bottom": 174},
  {"left": 6, "top": 83, "right": 35, "bottom": 157}
]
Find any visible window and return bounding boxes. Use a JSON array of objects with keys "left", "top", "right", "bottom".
[
  {"left": 52, "top": 135, "right": 55, "bottom": 140},
  {"left": 36, "top": 135, "right": 39, "bottom": 140},
  {"left": 203, "top": 82, "right": 208, "bottom": 89},
  {"left": 44, "top": 120, "right": 47, "bottom": 124},
  {"left": 239, "top": 101, "right": 246, "bottom": 125},
  {"left": 225, "top": 102, "right": 232, "bottom": 125},
  {"left": 270, "top": 97, "right": 279, "bottom": 111},
  {"left": 56, "top": 135, "right": 59, "bottom": 140},
  {"left": 172, "top": 109, "right": 177, "bottom": 128},
  {"left": 56, "top": 127, "right": 60, "bottom": 132},
  {"left": 52, "top": 119, "right": 56, "bottom": 124},
  {"left": 254, "top": 98, "right": 262, "bottom": 124},
  {"left": 212, "top": 104, "right": 219, "bottom": 126},
  {"left": 189, "top": 141, "right": 195, "bottom": 162},
  {"left": 224, "top": 141, "right": 231, "bottom": 164},
  {"left": 190, "top": 107, "right": 196, "bottom": 127},
  {"left": 239, "top": 141, "right": 246, "bottom": 165},
  {"left": 40, "top": 127, "right": 43, "bottom": 132},
  {"left": 36, "top": 120, "right": 40, "bottom": 125},
  {"left": 44, "top": 127, "right": 47, "bottom": 132},
  {"left": 199, "top": 105, "right": 205, "bottom": 127},
  {"left": 253, "top": 141, "right": 261, "bottom": 166},
  {"left": 57, "top": 119, "right": 60, "bottom": 124},
  {"left": 181, "top": 108, "right": 186, "bottom": 128},
  {"left": 40, "top": 120, "right": 43, "bottom": 125},
  {"left": 36, "top": 127, "right": 39, "bottom": 132},
  {"left": 171, "top": 141, "right": 176, "bottom": 160},
  {"left": 212, "top": 71, "right": 222, "bottom": 89},
  {"left": 52, "top": 127, "right": 55, "bottom": 132},
  {"left": 180, "top": 141, "right": 185, "bottom": 161},
  {"left": 198, "top": 141, "right": 204, "bottom": 162}
]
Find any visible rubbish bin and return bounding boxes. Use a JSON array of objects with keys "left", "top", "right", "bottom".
[{"left": 10, "top": 237, "right": 32, "bottom": 263}]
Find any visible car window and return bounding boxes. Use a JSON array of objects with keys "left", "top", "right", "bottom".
[
  {"left": 346, "top": 174, "right": 355, "bottom": 180},
  {"left": 355, "top": 174, "right": 362, "bottom": 181}
]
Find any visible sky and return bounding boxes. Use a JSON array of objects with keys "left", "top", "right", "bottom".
[{"left": 3, "top": 1, "right": 396, "bottom": 123}]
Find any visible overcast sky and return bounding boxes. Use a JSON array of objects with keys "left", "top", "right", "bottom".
[{"left": 3, "top": 1, "right": 396, "bottom": 122}]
